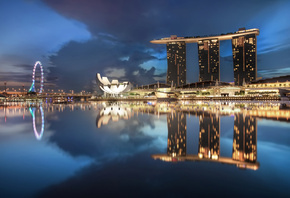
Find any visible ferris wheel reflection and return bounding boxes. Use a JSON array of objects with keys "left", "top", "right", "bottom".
[{"left": 29, "top": 106, "right": 44, "bottom": 140}]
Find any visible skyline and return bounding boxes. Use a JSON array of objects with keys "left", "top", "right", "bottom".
[{"left": 1, "top": 0, "right": 290, "bottom": 92}]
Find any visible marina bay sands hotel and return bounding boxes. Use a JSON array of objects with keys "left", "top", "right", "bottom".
[{"left": 150, "top": 28, "right": 259, "bottom": 86}]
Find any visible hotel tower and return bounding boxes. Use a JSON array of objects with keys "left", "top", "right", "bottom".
[{"left": 151, "top": 28, "right": 259, "bottom": 86}]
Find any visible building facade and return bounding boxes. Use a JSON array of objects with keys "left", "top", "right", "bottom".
[
  {"left": 198, "top": 39, "right": 220, "bottom": 82},
  {"left": 166, "top": 40, "right": 186, "bottom": 87},
  {"left": 232, "top": 33, "right": 257, "bottom": 86},
  {"left": 151, "top": 28, "right": 259, "bottom": 87}
]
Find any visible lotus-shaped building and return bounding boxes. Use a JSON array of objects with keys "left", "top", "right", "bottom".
[
  {"left": 97, "top": 73, "right": 131, "bottom": 95},
  {"left": 96, "top": 105, "right": 131, "bottom": 128}
]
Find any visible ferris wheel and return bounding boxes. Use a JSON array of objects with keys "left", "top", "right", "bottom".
[{"left": 29, "top": 61, "right": 44, "bottom": 93}]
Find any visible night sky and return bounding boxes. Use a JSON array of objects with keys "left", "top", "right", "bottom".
[{"left": 0, "top": 0, "right": 290, "bottom": 92}]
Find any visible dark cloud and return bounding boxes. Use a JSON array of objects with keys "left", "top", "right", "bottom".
[
  {"left": 39, "top": 0, "right": 290, "bottom": 90},
  {"left": 47, "top": 37, "right": 165, "bottom": 91},
  {"left": 13, "top": 64, "right": 34, "bottom": 71},
  {"left": 42, "top": 0, "right": 276, "bottom": 44},
  {"left": 0, "top": 71, "right": 58, "bottom": 90},
  {"left": 0, "top": 72, "right": 31, "bottom": 83}
]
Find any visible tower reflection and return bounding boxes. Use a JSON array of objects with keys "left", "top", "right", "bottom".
[
  {"left": 233, "top": 114, "right": 257, "bottom": 164},
  {"left": 94, "top": 101, "right": 290, "bottom": 170},
  {"left": 152, "top": 112, "right": 259, "bottom": 170},
  {"left": 198, "top": 112, "right": 220, "bottom": 160},
  {"left": 167, "top": 112, "right": 186, "bottom": 157}
]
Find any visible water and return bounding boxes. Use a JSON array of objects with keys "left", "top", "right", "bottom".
[{"left": 0, "top": 101, "right": 290, "bottom": 198}]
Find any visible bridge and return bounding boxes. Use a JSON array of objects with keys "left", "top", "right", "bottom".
[
  {"left": 37, "top": 93, "right": 92, "bottom": 101},
  {"left": 0, "top": 91, "right": 92, "bottom": 102}
]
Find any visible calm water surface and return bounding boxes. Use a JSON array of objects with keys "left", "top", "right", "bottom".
[{"left": 0, "top": 101, "right": 290, "bottom": 198}]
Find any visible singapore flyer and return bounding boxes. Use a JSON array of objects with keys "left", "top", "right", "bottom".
[
  {"left": 29, "top": 61, "right": 44, "bottom": 93},
  {"left": 29, "top": 106, "right": 45, "bottom": 141}
]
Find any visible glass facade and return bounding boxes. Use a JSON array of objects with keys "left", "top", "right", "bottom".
[
  {"left": 198, "top": 39, "right": 220, "bottom": 82},
  {"left": 166, "top": 42, "right": 186, "bottom": 87},
  {"left": 153, "top": 28, "right": 259, "bottom": 86},
  {"left": 232, "top": 34, "right": 257, "bottom": 86}
]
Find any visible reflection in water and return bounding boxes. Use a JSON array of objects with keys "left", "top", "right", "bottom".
[
  {"left": 0, "top": 102, "right": 289, "bottom": 197},
  {"left": 96, "top": 105, "right": 131, "bottom": 128},
  {"left": 167, "top": 112, "right": 186, "bottom": 157},
  {"left": 29, "top": 106, "right": 45, "bottom": 140},
  {"left": 233, "top": 114, "right": 257, "bottom": 163},
  {"left": 94, "top": 102, "right": 261, "bottom": 170},
  {"left": 198, "top": 112, "right": 220, "bottom": 160},
  {"left": 1, "top": 102, "right": 95, "bottom": 141},
  {"left": 1, "top": 102, "right": 286, "bottom": 168},
  {"left": 0, "top": 104, "right": 46, "bottom": 141},
  {"left": 152, "top": 111, "right": 259, "bottom": 170}
]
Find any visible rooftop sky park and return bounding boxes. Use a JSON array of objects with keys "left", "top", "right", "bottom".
[{"left": 151, "top": 28, "right": 260, "bottom": 87}]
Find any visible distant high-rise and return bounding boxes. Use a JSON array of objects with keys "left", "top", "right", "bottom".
[
  {"left": 198, "top": 39, "right": 220, "bottom": 82},
  {"left": 232, "top": 32, "right": 257, "bottom": 86},
  {"left": 151, "top": 28, "right": 259, "bottom": 86},
  {"left": 232, "top": 114, "right": 257, "bottom": 162},
  {"left": 166, "top": 38, "right": 186, "bottom": 87},
  {"left": 167, "top": 112, "right": 186, "bottom": 157},
  {"left": 198, "top": 112, "right": 220, "bottom": 159}
]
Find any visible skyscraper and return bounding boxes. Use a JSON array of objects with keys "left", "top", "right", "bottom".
[
  {"left": 232, "top": 32, "right": 257, "bottom": 86},
  {"left": 151, "top": 28, "right": 259, "bottom": 86},
  {"left": 198, "top": 39, "right": 220, "bottom": 82},
  {"left": 167, "top": 112, "right": 186, "bottom": 157},
  {"left": 198, "top": 112, "right": 220, "bottom": 159},
  {"left": 166, "top": 39, "right": 186, "bottom": 87}
]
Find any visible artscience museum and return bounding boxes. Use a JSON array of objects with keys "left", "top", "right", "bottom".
[{"left": 97, "top": 73, "right": 131, "bottom": 96}]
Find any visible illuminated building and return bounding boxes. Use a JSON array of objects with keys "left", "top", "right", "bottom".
[
  {"left": 232, "top": 29, "right": 258, "bottom": 86},
  {"left": 166, "top": 37, "right": 186, "bottom": 87},
  {"left": 0, "top": 94, "right": 5, "bottom": 101},
  {"left": 246, "top": 75, "right": 290, "bottom": 90},
  {"left": 167, "top": 112, "right": 186, "bottom": 157},
  {"left": 151, "top": 28, "right": 259, "bottom": 85},
  {"left": 232, "top": 114, "right": 257, "bottom": 163},
  {"left": 198, "top": 112, "right": 220, "bottom": 160},
  {"left": 198, "top": 39, "right": 220, "bottom": 82},
  {"left": 97, "top": 73, "right": 131, "bottom": 95}
]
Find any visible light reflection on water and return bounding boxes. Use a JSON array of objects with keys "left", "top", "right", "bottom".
[{"left": 0, "top": 101, "right": 290, "bottom": 197}]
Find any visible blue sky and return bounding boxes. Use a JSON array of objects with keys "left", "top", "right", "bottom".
[{"left": 0, "top": 0, "right": 290, "bottom": 91}]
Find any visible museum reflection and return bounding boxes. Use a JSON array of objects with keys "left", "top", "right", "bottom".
[
  {"left": 95, "top": 103, "right": 262, "bottom": 170},
  {"left": 153, "top": 111, "right": 259, "bottom": 170},
  {"left": 96, "top": 105, "right": 132, "bottom": 128}
]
